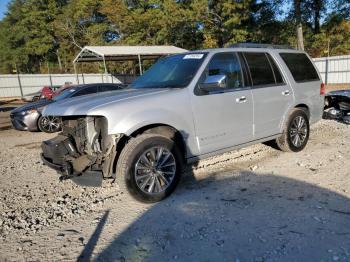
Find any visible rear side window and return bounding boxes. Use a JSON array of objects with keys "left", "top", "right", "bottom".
[
  {"left": 99, "top": 85, "right": 118, "bottom": 92},
  {"left": 72, "top": 86, "right": 98, "bottom": 97},
  {"left": 266, "top": 54, "right": 284, "bottom": 84},
  {"left": 280, "top": 53, "right": 319, "bottom": 82},
  {"left": 243, "top": 52, "right": 276, "bottom": 86}
]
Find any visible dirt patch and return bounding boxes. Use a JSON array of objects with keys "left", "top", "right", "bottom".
[
  {"left": 0, "top": 125, "right": 12, "bottom": 131},
  {"left": 0, "top": 119, "right": 349, "bottom": 261}
]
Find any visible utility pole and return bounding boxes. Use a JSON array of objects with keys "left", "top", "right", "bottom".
[
  {"left": 47, "top": 62, "right": 53, "bottom": 88},
  {"left": 297, "top": 24, "right": 304, "bottom": 51},
  {"left": 295, "top": 0, "right": 304, "bottom": 51},
  {"left": 325, "top": 39, "right": 330, "bottom": 85},
  {"left": 15, "top": 64, "right": 24, "bottom": 98}
]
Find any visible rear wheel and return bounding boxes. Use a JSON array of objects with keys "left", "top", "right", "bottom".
[
  {"left": 276, "top": 108, "right": 310, "bottom": 152},
  {"left": 116, "top": 134, "right": 183, "bottom": 203},
  {"left": 38, "top": 116, "right": 61, "bottom": 133}
]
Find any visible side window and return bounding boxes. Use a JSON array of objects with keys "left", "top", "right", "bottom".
[
  {"left": 72, "top": 86, "right": 98, "bottom": 97},
  {"left": 243, "top": 52, "right": 275, "bottom": 86},
  {"left": 99, "top": 85, "right": 117, "bottom": 92},
  {"left": 205, "top": 53, "right": 243, "bottom": 89},
  {"left": 280, "top": 53, "right": 319, "bottom": 82},
  {"left": 266, "top": 54, "right": 284, "bottom": 84},
  {"left": 238, "top": 52, "right": 252, "bottom": 87}
]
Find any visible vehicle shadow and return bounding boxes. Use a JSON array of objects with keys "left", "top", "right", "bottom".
[
  {"left": 0, "top": 106, "right": 17, "bottom": 112},
  {"left": 0, "top": 99, "right": 17, "bottom": 106},
  {"left": 77, "top": 210, "right": 110, "bottom": 261},
  {"left": 84, "top": 168, "right": 350, "bottom": 262},
  {"left": 0, "top": 125, "right": 12, "bottom": 131}
]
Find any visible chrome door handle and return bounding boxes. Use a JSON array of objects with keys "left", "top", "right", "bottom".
[
  {"left": 282, "top": 90, "right": 290, "bottom": 96},
  {"left": 236, "top": 96, "right": 247, "bottom": 103}
]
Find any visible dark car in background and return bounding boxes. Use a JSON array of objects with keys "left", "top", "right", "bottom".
[
  {"left": 10, "top": 83, "right": 126, "bottom": 133},
  {"left": 323, "top": 90, "right": 350, "bottom": 124}
]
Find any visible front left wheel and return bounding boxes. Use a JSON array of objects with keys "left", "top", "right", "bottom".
[{"left": 116, "top": 134, "right": 183, "bottom": 203}]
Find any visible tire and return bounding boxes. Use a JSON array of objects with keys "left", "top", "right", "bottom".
[
  {"left": 276, "top": 108, "right": 310, "bottom": 152},
  {"left": 116, "top": 134, "right": 183, "bottom": 203},
  {"left": 38, "top": 115, "right": 61, "bottom": 133}
]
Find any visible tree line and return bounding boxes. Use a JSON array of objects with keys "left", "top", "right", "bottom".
[{"left": 0, "top": 0, "right": 349, "bottom": 74}]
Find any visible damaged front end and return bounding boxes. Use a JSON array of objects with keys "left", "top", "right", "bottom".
[{"left": 41, "top": 116, "right": 121, "bottom": 186}]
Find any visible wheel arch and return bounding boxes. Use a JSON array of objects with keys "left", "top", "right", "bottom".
[
  {"left": 36, "top": 113, "right": 43, "bottom": 130},
  {"left": 131, "top": 124, "right": 186, "bottom": 157},
  {"left": 112, "top": 123, "right": 187, "bottom": 175},
  {"left": 279, "top": 103, "right": 310, "bottom": 134},
  {"left": 294, "top": 103, "right": 310, "bottom": 119}
]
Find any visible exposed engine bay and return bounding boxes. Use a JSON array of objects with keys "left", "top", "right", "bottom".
[
  {"left": 41, "top": 116, "right": 120, "bottom": 185},
  {"left": 323, "top": 90, "right": 350, "bottom": 125}
]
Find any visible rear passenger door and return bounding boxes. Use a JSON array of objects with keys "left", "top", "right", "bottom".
[
  {"left": 241, "top": 52, "right": 293, "bottom": 139},
  {"left": 279, "top": 52, "right": 323, "bottom": 123}
]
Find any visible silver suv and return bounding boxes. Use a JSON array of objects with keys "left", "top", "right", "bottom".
[{"left": 41, "top": 44, "right": 325, "bottom": 202}]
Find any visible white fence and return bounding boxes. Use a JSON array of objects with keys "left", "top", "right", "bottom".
[
  {"left": 0, "top": 73, "right": 124, "bottom": 98},
  {"left": 313, "top": 55, "right": 350, "bottom": 84}
]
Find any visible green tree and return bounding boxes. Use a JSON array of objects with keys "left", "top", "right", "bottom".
[
  {"left": 0, "top": 0, "right": 27, "bottom": 73},
  {"left": 199, "top": 0, "right": 252, "bottom": 48},
  {"left": 0, "top": 0, "right": 68, "bottom": 73},
  {"left": 308, "top": 14, "right": 350, "bottom": 57},
  {"left": 0, "top": 0, "right": 349, "bottom": 74},
  {"left": 101, "top": 0, "right": 203, "bottom": 50}
]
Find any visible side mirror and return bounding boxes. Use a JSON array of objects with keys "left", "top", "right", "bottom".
[{"left": 199, "top": 74, "right": 227, "bottom": 92}]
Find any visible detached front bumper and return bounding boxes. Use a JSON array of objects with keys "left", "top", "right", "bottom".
[
  {"left": 41, "top": 153, "right": 72, "bottom": 175},
  {"left": 41, "top": 136, "right": 105, "bottom": 186},
  {"left": 41, "top": 152, "right": 103, "bottom": 186},
  {"left": 41, "top": 135, "right": 78, "bottom": 175}
]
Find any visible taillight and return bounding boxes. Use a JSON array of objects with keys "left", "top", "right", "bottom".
[{"left": 320, "top": 83, "right": 325, "bottom": 95}]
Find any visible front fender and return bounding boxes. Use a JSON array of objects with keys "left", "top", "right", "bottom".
[
  {"left": 107, "top": 108, "right": 191, "bottom": 136},
  {"left": 103, "top": 108, "right": 198, "bottom": 157}
]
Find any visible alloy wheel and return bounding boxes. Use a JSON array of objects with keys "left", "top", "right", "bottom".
[
  {"left": 40, "top": 116, "right": 61, "bottom": 133},
  {"left": 290, "top": 116, "right": 308, "bottom": 147},
  {"left": 134, "top": 146, "right": 176, "bottom": 194}
]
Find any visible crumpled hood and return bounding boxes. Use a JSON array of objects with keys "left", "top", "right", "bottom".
[
  {"left": 43, "top": 88, "right": 170, "bottom": 116},
  {"left": 11, "top": 99, "right": 52, "bottom": 114}
]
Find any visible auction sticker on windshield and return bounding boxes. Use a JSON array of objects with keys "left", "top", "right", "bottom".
[{"left": 183, "top": 54, "right": 204, "bottom": 59}]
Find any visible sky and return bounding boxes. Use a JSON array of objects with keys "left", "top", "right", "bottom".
[{"left": 0, "top": 0, "right": 11, "bottom": 20}]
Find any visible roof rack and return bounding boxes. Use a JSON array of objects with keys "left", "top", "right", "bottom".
[{"left": 230, "top": 43, "right": 294, "bottom": 49}]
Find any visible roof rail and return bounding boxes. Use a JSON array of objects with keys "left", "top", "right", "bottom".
[{"left": 230, "top": 43, "right": 294, "bottom": 50}]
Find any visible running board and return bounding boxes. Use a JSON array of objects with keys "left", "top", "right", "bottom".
[{"left": 186, "top": 134, "right": 281, "bottom": 164}]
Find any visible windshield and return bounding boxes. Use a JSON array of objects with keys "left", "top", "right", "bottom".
[
  {"left": 131, "top": 53, "right": 206, "bottom": 89},
  {"left": 52, "top": 88, "right": 76, "bottom": 101}
]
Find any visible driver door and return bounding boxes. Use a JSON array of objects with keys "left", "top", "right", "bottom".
[{"left": 190, "top": 52, "right": 254, "bottom": 155}]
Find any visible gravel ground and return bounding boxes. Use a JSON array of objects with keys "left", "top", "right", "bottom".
[{"left": 0, "top": 107, "right": 350, "bottom": 261}]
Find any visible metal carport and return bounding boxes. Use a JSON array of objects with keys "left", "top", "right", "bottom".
[{"left": 73, "top": 45, "right": 187, "bottom": 78}]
